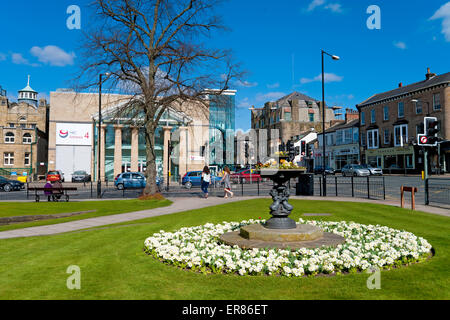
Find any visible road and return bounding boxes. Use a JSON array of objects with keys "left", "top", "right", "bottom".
[{"left": 0, "top": 175, "right": 449, "bottom": 209}]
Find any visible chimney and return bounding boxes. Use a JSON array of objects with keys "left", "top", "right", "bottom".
[
  {"left": 399, "top": 82, "right": 403, "bottom": 88},
  {"left": 426, "top": 67, "right": 436, "bottom": 80}
]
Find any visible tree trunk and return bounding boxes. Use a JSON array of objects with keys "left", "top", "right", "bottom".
[{"left": 143, "top": 123, "right": 159, "bottom": 195}]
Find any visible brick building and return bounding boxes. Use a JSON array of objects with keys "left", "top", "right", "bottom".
[
  {"left": 357, "top": 69, "right": 450, "bottom": 173},
  {"left": 0, "top": 77, "right": 49, "bottom": 180}
]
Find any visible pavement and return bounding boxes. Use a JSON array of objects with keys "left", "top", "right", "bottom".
[{"left": 0, "top": 195, "right": 448, "bottom": 240}]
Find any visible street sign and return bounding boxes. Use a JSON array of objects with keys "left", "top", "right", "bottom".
[{"left": 420, "top": 136, "right": 428, "bottom": 145}]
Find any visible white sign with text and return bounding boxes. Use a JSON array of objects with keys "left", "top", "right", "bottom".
[{"left": 56, "top": 123, "right": 92, "bottom": 146}]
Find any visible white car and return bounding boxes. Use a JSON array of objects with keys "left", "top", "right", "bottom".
[
  {"left": 362, "top": 164, "right": 383, "bottom": 176},
  {"left": 342, "top": 165, "right": 371, "bottom": 177}
]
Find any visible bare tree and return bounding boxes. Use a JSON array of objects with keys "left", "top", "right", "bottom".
[{"left": 75, "top": 0, "right": 242, "bottom": 195}]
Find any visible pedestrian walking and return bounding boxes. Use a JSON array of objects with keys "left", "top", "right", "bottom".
[
  {"left": 221, "top": 166, "right": 234, "bottom": 199},
  {"left": 201, "top": 166, "right": 211, "bottom": 199}
]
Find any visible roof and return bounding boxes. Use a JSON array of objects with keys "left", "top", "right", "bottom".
[
  {"left": 275, "top": 91, "right": 322, "bottom": 107},
  {"left": 357, "top": 72, "right": 450, "bottom": 108},
  {"left": 319, "top": 119, "right": 359, "bottom": 134}
]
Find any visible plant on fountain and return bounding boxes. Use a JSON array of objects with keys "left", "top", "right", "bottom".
[{"left": 256, "top": 159, "right": 306, "bottom": 170}]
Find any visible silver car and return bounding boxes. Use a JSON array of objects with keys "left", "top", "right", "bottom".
[
  {"left": 342, "top": 164, "right": 371, "bottom": 177},
  {"left": 361, "top": 164, "right": 383, "bottom": 176}
]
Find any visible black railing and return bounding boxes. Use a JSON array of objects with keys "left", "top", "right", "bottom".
[{"left": 426, "top": 178, "right": 450, "bottom": 206}]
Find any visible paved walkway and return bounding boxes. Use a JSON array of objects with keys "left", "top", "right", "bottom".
[{"left": 0, "top": 196, "right": 447, "bottom": 240}]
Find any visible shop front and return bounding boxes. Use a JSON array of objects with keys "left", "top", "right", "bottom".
[
  {"left": 365, "top": 146, "right": 416, "bottom": 172},
  {"left": 330, "top": 144, "right": 360, "bottom": 170}
]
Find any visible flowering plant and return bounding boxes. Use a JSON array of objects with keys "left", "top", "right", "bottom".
[
  {"left": 144, "top": 219, "right": 432, "bottom": 277},
  {"left": 256, "top": 159, "right": 306, "bottom": 170}
]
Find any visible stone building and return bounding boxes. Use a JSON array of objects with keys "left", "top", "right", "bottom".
[
  {"left": 357, "top": 68, "right": 450, "bottom": 173},
  {"left": 250, "top": 92, "right": 338, "bottom": 159},
  {"left": 48, "top": 90, "right": 236, "bottom": 182},
  {"left": 0, "top": 77, "right": 49, "bottom": 180}
]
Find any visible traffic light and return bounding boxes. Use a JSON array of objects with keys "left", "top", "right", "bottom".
[
  {"left": 295, "top": 146, "right": 300, "bottom": 156},
  {"left": 245, "top": 142, "right": 249, "bottom": 159},
  {"left": 301, "top": 141, "right": 306, "bottom": 155},
  {"left": 425, "top": 117, "right": 439, "bottom": 146},
  {"left": 419, "top": 117, "right": 439, "bottom": 147}
]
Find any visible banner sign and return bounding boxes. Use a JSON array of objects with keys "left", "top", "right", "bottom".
[{"left": 56, "top": 123, "right": 92, "bottom": 146}]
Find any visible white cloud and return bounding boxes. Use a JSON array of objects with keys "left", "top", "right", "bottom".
[
  {"left": 393, "top": 41, "right": 407, "bottom": 50},
  {"left": 12, "top": 53, "right": 30, "bottom": 65},
  {"left": 267, "top": 82, "right": 280, "bottom": 89},
  {"left": 306, "top": 0, "right": 343, "bottom": 13},
  {"left": 307, "top": 0, "right": 325, "bottom": 12},
  {"left": 325, "top": 3, "right": 342, "bottom": 13},
  {"left": 235, "top": 80, "right": 258, "bottom": 88},
  {"left": 30, "top": 45, "right": 76, "bottom": 67},
  {"left": 430, "top": 2, "right": 450, "bottom": 41},
  {"left": 300, "top": 73, "right": 343, "bottom": 84},
  {"left": 255, "top": 91, "right": 286, "bottom": 102},
  {"left": 237, "top": 97, "right": 252, "bottom": 109}
]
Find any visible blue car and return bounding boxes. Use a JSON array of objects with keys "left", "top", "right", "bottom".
[
  {"left": 114, "top": 172, "right": 162, "bottom": 190},
  {"left": 182, "top": 171, "right": 221, "bottom": 189}
]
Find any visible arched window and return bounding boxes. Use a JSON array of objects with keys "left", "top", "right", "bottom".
[
  {"left": 5, "top": 132, "right": 15, "bottom": 143},
  {"left": 23, "top": 133, "right": 32, "bottom": 144}
]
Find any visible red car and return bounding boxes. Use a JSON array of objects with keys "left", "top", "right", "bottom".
[
  {"left": 46, "top": 170, "right": 65, "bottom": 182},
  {"left": 231, "top": 169, "right": 262, "bottom": 183}
]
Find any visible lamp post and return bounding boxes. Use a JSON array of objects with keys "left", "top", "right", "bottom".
[
  {"left": 321, "top": 50, "right": 340, "bottom": 197},
  {"left": 97, "top": 72, "right": 110, "bottom": 198}
]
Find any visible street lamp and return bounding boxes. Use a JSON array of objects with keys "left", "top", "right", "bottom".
[
  {"left": 321, "top": 50, "right": 340, "bottom": 197},
  {"left": 97, "top": 72, "right": 110, "bottom": 198}
]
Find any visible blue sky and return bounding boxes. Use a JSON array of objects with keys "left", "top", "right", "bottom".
[{"left": 0, "top": 0, "right": 449, "bottom": 131}]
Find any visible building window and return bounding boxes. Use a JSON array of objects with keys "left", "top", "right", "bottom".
[
  {"left": 433, "top": 93, "right": 441, "bottom": 111},
  {"left": 8, "top": 123, "right": 15, "bottom": 128},
  {"left": 336, "top": 130, "right": 343, "bottom": 145},
  {"left": 371, "top": 109, "right": 376, "bottom": 123},
  {"left": 24, "top": 153, "right": 31, "bottom": 166},
  {"left": 383, "top": 106, "right": 389, "bottom": 121},
  {"left": 415, "top": 100, "right": 423, "bottom": 114},
  {"left": 29, "top": 124, "right": 36, "bottom": 129},
  {"left": 5, "top": 132, "right": 15, "bottom": 143},
  {"left": 23, "top": 133, "right": 32, "bottom": 144},
  {"left": 384, "top": 129, "right": 390, "bottom": 145},
  {"left": 416, "top": 123, "right": 424, "bottom": 135},
  {"left": 361, "top": 133, "right": 366, "bottom": 147},
  {"left": 284, "top": 111, "right": 291, "bottom": 121},
  {"left": 398, "top": 102, "right": 404, "bottom": 118},
  {"left": 361, "top": 112, "right": 365, "bottom": 125},
  {"left": 394, "top": 124, "right": 408, "bottom": 147},
  {"left": 4, "top": 152, "right": 14, "bottom": 166},
  {"left": 367, "top": 129, "right": 379, "bottom": 149},
  {"left": 309, "top": 113, "right": 315, "bottom": 122}
]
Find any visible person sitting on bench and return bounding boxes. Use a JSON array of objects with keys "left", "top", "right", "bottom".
[
  {"left": 51, "top": 179, "right": 64, "bottom": 201},
  {"left": 44, "top": 180, "right": 53, "bottom": 202}
]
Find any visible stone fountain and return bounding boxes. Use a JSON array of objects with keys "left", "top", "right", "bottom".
[{"left": 220, "top": 168, "right": 345, "bottom": 250}]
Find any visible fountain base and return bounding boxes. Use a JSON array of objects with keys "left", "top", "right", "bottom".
[{"left": 219, "top": 223, "right": 345, "bottom": 250}]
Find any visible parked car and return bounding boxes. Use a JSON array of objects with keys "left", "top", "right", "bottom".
[
  {"left": 0, "top": 176, "right": 25, "bottom": 192},
  {"left": 46, "top": 170, "right": 65, "bottom": 182},
  {"left": 313, "top": 166, "right": 336, "bottom": 175},
  {"left": 182, "top": 171, "right": 221, "bottom": 189},
  {"left": 114, "top": 172, "right": 162, "bottom": 190},
  {"left": 71, "top": 171, "right": 91, "bottom": 183},
  {"left": 341, "top": 164, "right": 371, "bottom": 177},
  {"left": 361, "top": 164, "right": 383, "bottom": 176},
  {"left": 230, "top": 169, "right": 262, "bottom": 183}
]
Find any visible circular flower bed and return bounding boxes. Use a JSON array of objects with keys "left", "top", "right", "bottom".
[{"left": 144, "top": 219, "right": 432, "bottom": 277}]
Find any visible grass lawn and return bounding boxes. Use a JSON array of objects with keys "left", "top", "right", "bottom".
[
  {"left": 0, "top": 199, "right": 172, "bottom": 232},
  {"left": 0, "top": 199, "right": 449, "bottom": 300}
]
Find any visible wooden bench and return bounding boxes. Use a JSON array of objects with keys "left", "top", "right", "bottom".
[
  {"left": 28, "top": 187, "right": 78, "bottom": 202},
  {"left": 400, "top": 186, "right": 418, "bottom": 210}
]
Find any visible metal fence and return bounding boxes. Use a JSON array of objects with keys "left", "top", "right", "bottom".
[
  {"left": 426, "top": 178, "right": 450, "bottom": 206},
  {"left": 317, "top": 176, "right": 386, "bottom": 200}
]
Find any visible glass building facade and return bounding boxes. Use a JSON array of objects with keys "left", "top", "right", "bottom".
[{"left": 208, "top": 92, "right": 236, "bottom": 166}]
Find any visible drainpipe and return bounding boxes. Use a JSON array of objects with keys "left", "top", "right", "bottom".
[{"left": 30, "top": 127, "right": 38, "bottom": 181}]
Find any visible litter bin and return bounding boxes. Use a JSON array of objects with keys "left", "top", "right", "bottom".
[{"left": 296, "top": 174, "right": 314, "bottom": 196}]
